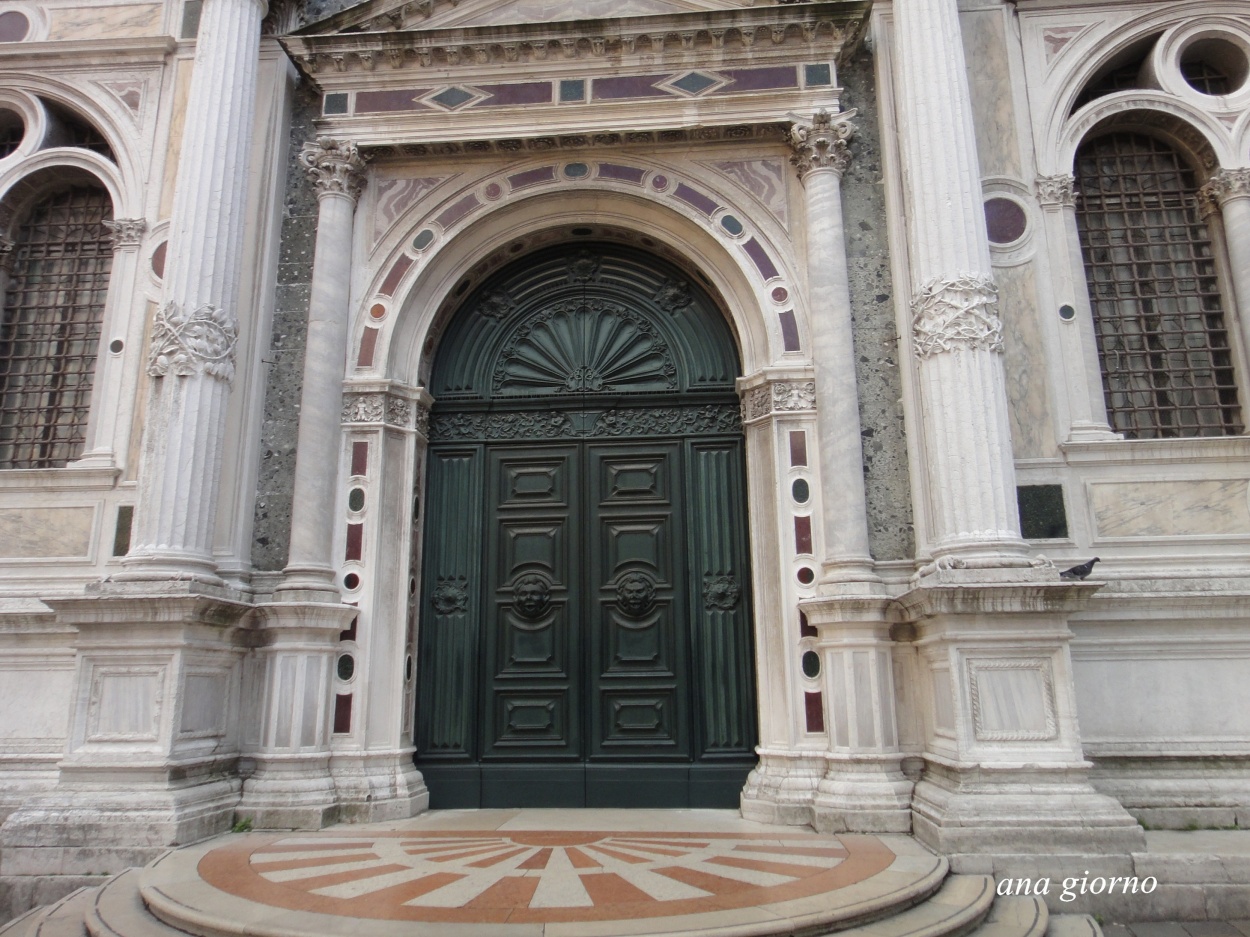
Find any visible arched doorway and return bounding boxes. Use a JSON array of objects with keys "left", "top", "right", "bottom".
[{"left": 414, "top": 241, "right": 758, "bottom": 808}]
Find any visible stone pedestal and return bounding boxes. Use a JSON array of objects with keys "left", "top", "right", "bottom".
[
  {"left": 0, "top": 584, "right": 249, "bottom": 875},
  {"left": 805, "top": 596, "right": 912, "bottom": 833},
  {"left": 235, "top": 602, "right": 353, "bottom": 829},
  {"left": 898, "top": 580, "right": 1145, "bottom": 856}
]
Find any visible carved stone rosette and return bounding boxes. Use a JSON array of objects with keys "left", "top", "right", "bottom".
[
  {"left": 789, "top": 109, "right": 856, "bottom": 179},
  {"left": 910, "top": 274, "right": 1003, "bottom": 359},
  {"left": 1199, "top": 168, "right": 1250, "bottom": 212},
  {"left": 741, "top": 380, "right": 817, "bottom": 421},
  {"left": 341, "top": 391, "right": 422, "bottom": 428},
  {"left": 299, "top": 138, "right": 368, "bottom": 202},
  {"left": 147, "top": 301, "right": 240, "bottom": 382},
  {"left": 1034, "top": 174, "right": 1075, "bottom": 208},
  {"left": 103, "top": 218, "right": 147, "bottom": 249}
]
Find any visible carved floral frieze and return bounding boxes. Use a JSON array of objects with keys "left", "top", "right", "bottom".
[
  {"left": 741, "top": 380, "right": 817, "bottom": 421},
  {"left": 147, "top": 301, "right": 239, "bottom": 382},
  {"left": 341, "top": 391, "right": 426, "bottom": 429}
]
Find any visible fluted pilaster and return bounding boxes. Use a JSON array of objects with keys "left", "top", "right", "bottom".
[
  {"left": 894, "top": 0, "right": 1027, "bottom": 563},
  {"left": 279, "top": 138, "right": 367, "bottom": 598},
  {"left": 788, "top": 110, "right": 878, "bottom": 589},
  {"left": 123, "top": 0, "right": 267, "bottom": 580}
]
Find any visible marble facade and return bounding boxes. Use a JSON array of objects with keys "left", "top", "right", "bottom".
[{"left": 0, "top": 0, "right": 1248, "bottom": 922}]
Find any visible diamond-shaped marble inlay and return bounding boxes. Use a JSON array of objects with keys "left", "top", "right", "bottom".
[
  {"left": 429, "top": 86, "right": 478, "bottom": 110},
  {"left": 670, "top": 72, "right": 719, "bottom": 96}
]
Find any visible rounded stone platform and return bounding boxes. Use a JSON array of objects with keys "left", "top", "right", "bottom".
[{"left": 140, "top": 810, "right": 949, "bottom": 937}]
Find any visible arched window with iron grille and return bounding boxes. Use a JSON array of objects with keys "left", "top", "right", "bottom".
[
  {"left": 1074, "top": 131, "right": 1243, "bottom": 438},
  {"left": 0, "top": 180, "right": 113, "bottom": 468}
]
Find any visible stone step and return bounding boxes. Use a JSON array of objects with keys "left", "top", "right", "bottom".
[
  {"left": 971, "top": 896, "right": 1049, "bottom": 937},
  {"left": 2, "top": 886, "right": 97, "bottom": 937},
  {"left": 825, "top": 874, "right": 997, "bottom": 937},
  {"left": 1044, "top": 914, "right": 1103, "bottom": 937},
  {"left": 84, "top": 870, "right": 184, "bottom": 937}
]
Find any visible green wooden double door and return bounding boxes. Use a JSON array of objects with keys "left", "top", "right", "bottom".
[{"left": 414, "top": 242, "right": 758, "bottom": 808}]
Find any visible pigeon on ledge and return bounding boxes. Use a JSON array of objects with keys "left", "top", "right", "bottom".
[{"left": 1060, "top": 557, "right": 1100, "bottom": 580}]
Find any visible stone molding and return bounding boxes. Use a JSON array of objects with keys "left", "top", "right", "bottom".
[
  {"left": 300, "top": 138, "right": 368, "bottom": 202},
  {"left": 1034, "top": 174, "right": 1075, "bottom": 208},
  {"left": 341, "top": 391, "right": 422, "bottom": 428},
  {"left": 741, "top": 380, "right": 817, "bottom": 422},
  {"left": 366, "top": 124, "right": 787, "bottom": 160},
  {"left": 910, "top": 273, "right": 1003, "bottom": 359},
  {"left": 1199, "top": 168, "right": 1250, "bottom": 213},
  {"left": 147, "top": 301, "right": 240, "bottom": 382},
  {"left": 103, "top": 218, "right": 147, "bottom": 249},
  {"left": 789, "top": 109, "right": 856, "bottom": 180},
  {"left": 291, "top": 6, "right": 867, "bottom": 74}
]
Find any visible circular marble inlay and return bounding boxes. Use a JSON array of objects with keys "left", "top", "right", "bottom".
[
  {"left": 792, "top": 478, "right": 810, "bottom": 504},
  {"left": 0, "top": 11, "right": 30, "bottom": 42},
  {"left": 984, "top": 196, "right": 1027, "bottom": 245},
  {"left": 651, "top": 174, "right": 669, "bottom": 191},
  {"left": 484, "top": 182, "right": 503, "bottom": 200},
  {"left": 151, "top": 241, "right": 167, "bottom": 279},
  {"left": 720, "top": 214, "right": 744, "bottom": 236},
  {"left": 369, "top": 303, "right": 386, "bottom": 320},
  {"left": 771, "top": 286, "right": 789, "bottom": 303},
  {"left": 412, "top": 229, "right": 435, "bottom": 251},
  {"left": 348, "top": 488, "right": 365, "bottom": 512},
  {"left": 109, "top": 339, "right": 124, "bottom": 354},
  {"left": 1059, "top": 304, "right": 1076, "bottom": 321},
  {"left": 196, "top": 829, "right": 894, "bottom": 924},
  {"left": 343, "top": 572, "right": 361, "bottom": 591},
  {"left": 802, "top": 650, "right": 821, "bottom": 679},
  {"left": 336, "top": 654, "right": 355, "bottom": 681},
  {"left": 797, "top": 566, "right": 815, "bottom": 585}
]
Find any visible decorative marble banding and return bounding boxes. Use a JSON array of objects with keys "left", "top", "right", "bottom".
[
  {"left": 435, "top": 193, "right": 480, "bottom": 229},
  {"left": 743, "top": 237, "right": 780, "bottom": 280},
  {"left": 673, "top": 183, "right": 719, "bottom": 216},
  {"left": 598, "top": 163, "right": 646, "bottom": 184},
  {"left": 195, "top": 830, "right": 893, "bottom": 923},
  {"left": 778, "top": 310, "right": 801, "bottom": 352},
  {"left": 378, "top": 255, "right": 413, "bottom": 296},
  {"left": 509, "top": 166, "right": 556, "bottom": 189}
]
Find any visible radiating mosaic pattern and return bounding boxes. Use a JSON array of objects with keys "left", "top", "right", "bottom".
[{"left": 198, "top": 830, "right": 896, "bottom": 923}]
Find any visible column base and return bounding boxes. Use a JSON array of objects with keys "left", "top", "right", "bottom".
[
  {"left": 0, "top": 770, "right": 241, "bottom": 876},
  {"left": 331, "top": 750, "right": 429, "bottom": 823},
  {"left": 739, "top": 749, "right": 825, "bottom": 826},
  {"left": 237, "top": 754, "right": 339, "bottom": 830},
  {"left": 911, "top": 759, "right": 1146, "bottom": 856},
  {"left": 811, "top": 754, "right": 914, "bottom": 833}
]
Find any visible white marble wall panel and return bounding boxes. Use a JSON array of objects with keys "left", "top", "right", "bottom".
[
  {"left": 179, "top": 672, "right": 228, "bottom": 736},
  {"left": 0, "top": 507, "right": 96, "bottom": 560},
  {"left": 46, "top": 3, "right": 161, "bottom": 38},
  {"left": 1089, "top": 479, "right": 1250, "bottom": 539},
  {"left": 87, "top": 669, "right": 163, "bottom": 741},
  {"left": 968, "top": 658, "right": 1057, "bottom": 741},
  {"left": 0, "top": 666, "right": 73, "bottom": 741}
]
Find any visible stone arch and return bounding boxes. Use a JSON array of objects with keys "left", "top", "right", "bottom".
[
  {"left": 357, "top": 162, "right": 805, "bottom": 385},
  {"left": 1058, "top": 97, "right": 1227, "bottom": 177}
]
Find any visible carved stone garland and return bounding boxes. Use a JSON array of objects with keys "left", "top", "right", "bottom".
[
  {"left": 910, "top": 273, "right": 1003, "bottom": 359},
  {"left": 148, "top": 301, "right": 240, "bottom": 382},
  {"left": 789, "top": 108, "right": 857, "bottom": 178}
]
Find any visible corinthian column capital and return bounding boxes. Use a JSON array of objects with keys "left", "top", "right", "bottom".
[
  {"left": 1035, "top": 174, "right": 1075, "bottom": 208},
  {"left": 103, "top": 218, "right": 148, "bottom": 250},
  {"left": 1199, "top": 168, "right": 1250, "bottom": 211},
  {"left": 789, "top": 108, "right": 857, "bottom": 180},
  {"left": 299, "top": 137, "right": 368, "bottom": 202}
]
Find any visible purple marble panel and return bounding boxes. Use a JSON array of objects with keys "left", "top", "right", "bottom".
[
  {"left": 477, "top": 82, "right": 553, "bottom": 106},
  {"left": 355, "top": 89, "right": 429, "bottom": 113},
  {"left": 598, "top": 164, "right": 647, "bottom": 184},
  {"left": 985, "top": 197, "right": 1028, "bottom": 244},
  {"left": 0, "top": 11, "right": 29, "bottom": 42},
  {"left": 378, "top": 256, "right": 413, "bottom": 297},
  {"left": 778, "top": 310, "right": 801, "bottom": 352},
  {"left": 673, "top": 183, "right": 719, "bottom": 217},
  {"left": 744, "top": 237, "right": 781, "bottom": 281},
  {"left": 357, "top": 326, "right": 380, "bottom": 366},
  {"left": 592, "top": 74, "right": 668, "bottom": 100},
  {"left": 719, "top": 66, "right": 797, "bottom": 92},
  {"left": 508, "top": 166, "right": 556, "bottom": 189},
  {"left": 435, "top": 193, "right": 481, "bottom": 229}
]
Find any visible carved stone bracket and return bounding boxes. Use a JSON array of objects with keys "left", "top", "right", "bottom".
[
  {"left": 300, "top": 137, "right": 368, "bottom": 202},
  {"left": 1034, "top": 174, "right": 1075, "bottom": 208},
  {"left": 1199, "top": 168, "right": 1250, "bottom": 213},
  {"left": 147, "top": 301, "right": 239, "bottom": 382},
  {"left": 910, "top": 273, "right": 1003, "bottom": 359},
  {"left": 741, "top": 380, "right": 816, "bottom": 421},
  {"left": 789, "top": 109, "right": 856, "bottom": 180},
  {"left": 341, "top": 391, "right": 420, "bottom": 428},
  {"left": 103, "top": 218, "right": 147, "bottom": 249}
]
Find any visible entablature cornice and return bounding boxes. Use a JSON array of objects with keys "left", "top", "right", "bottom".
[
  {"left": 0, "top": 36, "right": 177, "bottom": 70},
  {"left": 288, "top": 1, "right": 869, "bottom": 77}
]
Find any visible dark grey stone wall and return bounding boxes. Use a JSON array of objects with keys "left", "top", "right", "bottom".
[
  {"left": 251, "top": 80, "right": 321, "bottom": 571},
  {"left": 839, "top": 50, "right": 916, "bottom": 562}
]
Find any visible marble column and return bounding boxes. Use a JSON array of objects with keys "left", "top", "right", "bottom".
[
  {"left": 76, "top": 219, "right": 147, "bottom": 466},
  {"left": 788, "top": 110, "right": 879, "bottom": 590},
  {"left": 277, "top": 138, "right": 367, "bottom": 598},
  {"left": 239, "top": 140, "right": 367, "bottom": 829},
  {"left": 1200, "top": 168, "right": 1250, "bottom": 364},
  {"left": 121, "top": 0, "right": 267, "bottom": 582},
  {"left": 1035, "top": 175, "right": 1117, "bottom": 441},
  {"left": 894, "top": 0, "right": 1028, "bottom": 565}
]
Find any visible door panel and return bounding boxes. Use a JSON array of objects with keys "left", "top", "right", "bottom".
[{"left": 482, "top": 446, "right": 580, "bottom": 761}]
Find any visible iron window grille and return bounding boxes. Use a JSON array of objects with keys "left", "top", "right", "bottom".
[
  {"left": 0, "top": 183, "right": 113, "bottom": 468},
  {"left": 1074, "top": 132, "right": 1243, "bottom": 439}
]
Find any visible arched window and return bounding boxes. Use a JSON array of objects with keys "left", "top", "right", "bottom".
[
  {"left": 1074, "top": 132, "right": 1242, "bottom": 439},
  {"left": 0, "top": 181, "right": 113, "bottom": 468}
]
